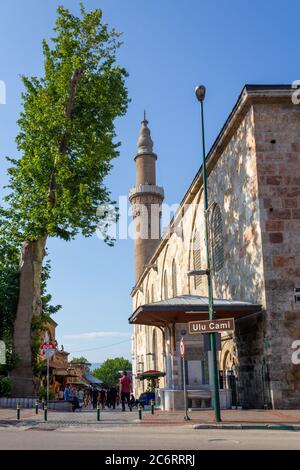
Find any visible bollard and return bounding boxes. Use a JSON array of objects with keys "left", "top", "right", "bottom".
[
  {"left": 44, "top": 405, "right": 48, "bottom": 422},
  {"left": 17, "top": 402, "right": 20, "bottom": 420},
  {"left": 138, "top": 404, "right": 143, "bottom": 421},
  {"left": 151, "top": 400, "right": 155, "bottom": 415},
  {"left": 97, "top": 403, "right": 100, "bottom": 422},
  {"left": 35, "top": 401, "right": 39, "bottom": 415},
  {"left": 42, "top": 399, "right": 45, "bottom": 410}
]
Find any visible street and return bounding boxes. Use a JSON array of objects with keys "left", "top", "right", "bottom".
[
  {"left": 0, "top": 409, "right": 300, "bottom": 450},
  {"left": 1, "top": 425, "right": 300, "bottom": 450}
]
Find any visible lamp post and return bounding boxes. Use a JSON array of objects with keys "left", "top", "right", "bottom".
[{"left": 195, "top": 85, "right": 221, "bottom": 422}]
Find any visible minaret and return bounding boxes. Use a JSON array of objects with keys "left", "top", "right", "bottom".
[{"left": 129, "top": 113, "right": 164, "bottom": 282}]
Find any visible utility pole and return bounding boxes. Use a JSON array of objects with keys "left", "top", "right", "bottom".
[{"left": 195, "top": 85, "right": 221, "bottom": 422}]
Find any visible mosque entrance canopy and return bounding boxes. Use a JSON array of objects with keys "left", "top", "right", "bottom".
[{"left": 129, "top": 295, "right": 262, "bottom": 327}]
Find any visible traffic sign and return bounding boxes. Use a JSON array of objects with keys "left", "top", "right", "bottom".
[
  {"left": 44, "top": 348, "right": 56, "bottom": 359},
  {"left": 189, "top": 318, "right": 235, "bottom": 334},
  {"left": 40, "top": 341, "right": 56, "bottom": 359},
  {"left": 180, "top": 337, "right": 185, "bottom": 357}
]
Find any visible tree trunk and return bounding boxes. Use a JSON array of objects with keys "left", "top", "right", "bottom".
[{"left": 11, "top": 238, "right": 47, "bottom": 397}]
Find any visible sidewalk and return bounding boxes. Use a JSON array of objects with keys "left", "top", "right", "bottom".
[
  {"left": 1, "top": 408, "right": 300, "bottom": 431},
  {"left": 143, "top": 409, "right": 300, "bottom": 430}
]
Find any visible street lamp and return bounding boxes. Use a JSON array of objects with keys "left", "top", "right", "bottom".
[{"left": 194, "top": 85, "right": 221, "bottom": 422}]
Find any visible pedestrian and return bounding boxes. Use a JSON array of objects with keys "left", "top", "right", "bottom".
[
  {"left": 58, "top": 387, "right": 64, "bottom": 400},
  {"left": 84, "top": 389, "right": 90, "bottom": 408},
  {"left": 63, "top": 384, "right": 71, "bottom": 402},
  {"left": 109, "top": 385, "right": 118, "bottom": 410},
  {"left": 106, "top": 388, "right": 111, "bottom": 408},
  {"left": 72, "top": 386, "right": 81, "bottom": 412},
  {"left": 119, "top": 371, "right": 132, "bottom": 412},
  {"left": 100, "top": 388, "right": 106, "bottom": 409},
  {"left": 92, "top": 387, "right": 99, "bottom": 409},
  {"left": 78, "top": 388, "right": 84, "bottom": 407}
]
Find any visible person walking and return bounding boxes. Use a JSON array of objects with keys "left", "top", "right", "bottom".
[
  {"left": 119, "top": 371, "right": 132, "bottom": 412},
  {"left": 100, "top": 388, "right": 106, "bottom": 409},
  {"left": 63, "top": 384, "right": 71, "bottom": 402},
  {"left": 92, "top": 387, "right": 99, "bottom": 409},
  {"left": 71, "top": 386, "right": 81, "bottom": 412},
  {"left": 109, "top": 385, "right": 118, "bottom": 410},
  {"left": 84, "top": 389, "right": 90, "bottom": 408},
  {"left": 78, "top": 388, "right": 84, "bottom": 407}
]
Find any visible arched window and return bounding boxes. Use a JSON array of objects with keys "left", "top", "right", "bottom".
[
  {"left": 151, "top": 284, "right": 154, "bottom": 303},
  {"left": 212, "top": 205, "right": 225, "bottom": 272},
  {"left": 172, "top": 259, "right": 178, "bottom": 297},
  {"left": 193, "top": 229, "right": 202, "bottom": 289},
  {"left": 163, "top": 270, "right": 168, "bottom": 299}
]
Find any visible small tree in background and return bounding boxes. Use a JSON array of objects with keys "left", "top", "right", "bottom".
[
  {"left": 70, "top": 356, "right": 89, "bottom": 365},
  {"left": 93, "top": 357, "right": 132, "bottom": 387},
  {"left": 2, "top": 3, "right": 129, "bottom": 396}
]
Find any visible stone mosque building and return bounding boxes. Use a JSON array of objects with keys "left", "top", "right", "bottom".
[{"left": 129, "top": 85, "right": 300, "bottom": 410}]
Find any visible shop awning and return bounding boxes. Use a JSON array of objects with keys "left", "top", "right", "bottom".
[
  {"left": 84, "top": 372, "right": 103, "bottom": 385},
  {"left": 138, "top": 370, "right": 166, "bottom": 380},
  {"left": 129, "top": 295, "right": 262, "bottom": 327}
]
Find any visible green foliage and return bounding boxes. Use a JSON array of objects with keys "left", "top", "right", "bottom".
[
  {"left": 5, "top": 3, "right": 129, "bottom": 244},
  {"left": 93, "top": 357, "right": 132, "bottom": 387},
  {"left": 70, "top": 356, "right": 89, "bottom": 364},
  {"left": 38, "top": 385, "right": 55, "bottom": 401},
  {"left": 0, "top": 217, "right": 60, "bottom": 374},
  {"left": 0, "top": 219, "right": 21, "bottom": 346},
  {"left": 0, "top": 377, "right": 12, "bottom": 397},
  {"left": 145, "top": 378, "right": 160, "bottom": 393}
]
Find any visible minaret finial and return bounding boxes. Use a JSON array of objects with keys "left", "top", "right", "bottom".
[{"left": 137, "top": 112, "right": 153, "bottom": 155}]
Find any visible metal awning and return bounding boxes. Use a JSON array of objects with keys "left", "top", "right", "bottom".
[
  {"left": 84, "top": 372, "right": 103, "bottom": 385},
  {"left": 129, "top": 295, "right": 262, "bottom": 326}
]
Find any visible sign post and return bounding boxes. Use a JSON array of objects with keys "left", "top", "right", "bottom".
[
  {"left": 40, "top": 338, "right": 56, "bottom": 404},
  {"left": 180, "top": 338, "right": 190, "bottom": 421},
  {"left": 188, "top": 318, "right": 235, "bottom": 419}
]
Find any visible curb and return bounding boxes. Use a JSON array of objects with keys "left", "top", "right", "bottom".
[{"left": 193, "top": 423, "right": 300, "bottom": 431}]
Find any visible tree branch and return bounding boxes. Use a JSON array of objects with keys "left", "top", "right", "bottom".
[{"left": 48, "top": 69, "right": 83, "bottom": 206}]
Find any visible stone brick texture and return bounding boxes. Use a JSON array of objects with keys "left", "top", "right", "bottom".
[{"left": 254, "top": 101, "right": 300, "bottom": 408}]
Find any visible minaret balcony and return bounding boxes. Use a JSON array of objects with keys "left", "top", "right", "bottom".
[{"left": 129, "top": 184, "right": 164, "bottom": 201}]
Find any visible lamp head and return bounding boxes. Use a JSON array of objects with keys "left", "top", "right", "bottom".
[{"left": 195, "top": 85, "right": 206, "bottom": 102}]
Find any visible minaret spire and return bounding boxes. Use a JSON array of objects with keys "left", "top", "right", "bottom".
[
  {"left": 129, "top": 113, "right": 165, "bottom": 282},
  {"left": 137, "top": 111, "right": 154, "bottom": 155}
]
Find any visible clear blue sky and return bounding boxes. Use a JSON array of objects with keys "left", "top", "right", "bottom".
[{"left": 0, "top": 0, "right": 299, "bottom": 362}]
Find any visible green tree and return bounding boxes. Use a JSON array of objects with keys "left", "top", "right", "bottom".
[
  {"left": 70, "top": 356, "right": 89, "bottom": 364},
  {"left": 93, "top": 357, "right": 132, "bottom": 387},
  {"left": 0, "top": 223, "right": 20, "bottom": 348},
  {"left": 0, "top": 224, "right": 60, "bottom": 378},
  {"left": 2, "top": 3, "right": 128, "bottom": 396}
]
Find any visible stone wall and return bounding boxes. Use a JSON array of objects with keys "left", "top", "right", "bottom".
[{"left": 254, "top": 100, "right": 300, "bottom": 408}]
